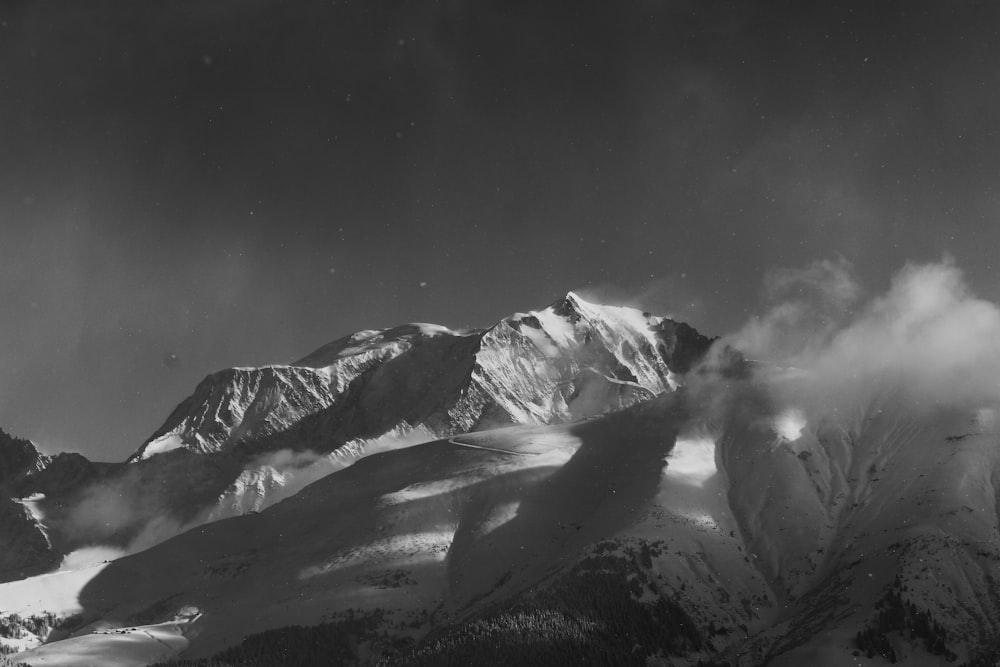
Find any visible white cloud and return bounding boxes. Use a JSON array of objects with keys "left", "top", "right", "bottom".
[{"left": 718, "top": 258, "right": 1000, "bottom": 415}]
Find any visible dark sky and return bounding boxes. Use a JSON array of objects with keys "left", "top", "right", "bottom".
[{"left": 2, "top": 1, "right": 999, "bottom": 460}]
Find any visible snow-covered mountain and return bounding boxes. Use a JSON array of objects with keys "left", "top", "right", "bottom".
[
  {"left": 16, "top": 288, "right": 1000, "bottom": 665},
  {"left": 0, "top": 293, "right": 713, "bottom": 587},
  {"left": 130, "top": 292, "right": 707, "bottom": 462}
]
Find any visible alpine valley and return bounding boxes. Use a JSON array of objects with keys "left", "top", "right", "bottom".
[{"left": 2, "top": 292, "right": 999, "bottom": 666}]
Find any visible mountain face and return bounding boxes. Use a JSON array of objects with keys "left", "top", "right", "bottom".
[
  {"left": 0, "top": 430, "right": 47, "bottom": 488},
  {"left": 131, "top": 293, "right": 706, "bottom": 461},
  {"left": 0, "top": 432, "right": 116, "bottom": 582},
  {"left": 0, "top": 293, "right": 713, "bottom": 586},
  {"left": 0, "top": 431, "right": 121, "bottom": 583}
]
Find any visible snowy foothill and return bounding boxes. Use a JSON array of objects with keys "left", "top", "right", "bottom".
[{"left": 13, "top": 615, "right": 198, "bottom": 667}]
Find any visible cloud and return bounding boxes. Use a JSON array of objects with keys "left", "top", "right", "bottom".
[
  {"left": 58, "top": 468, "right": 150, "bottom": 544},
  {"left": 247, "top": 428, "right": 435, "bottom": 509},
  {"left": 54, "top": 462, "right": 199, "bottom": 558},
  {"left": 764, "top": 256, "right": 861, "bottom": 308},
  {"left": 715, "top": 257, "right": 1000, "bottom": 416},
  {"left": 726, "top": 257, "right": 861, "bottom": 363},
  {"left": 805, "top": 259, "right": 1000, "bottom": 409}
]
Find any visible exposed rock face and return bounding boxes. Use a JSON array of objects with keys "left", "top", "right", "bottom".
[
  {"left": 0, "top": 431, "right": 56, "bottom": 580},
  {"left": 0, "top": 429, "right": 47, "bottom": 486},
  {"left": 134, "top": 366, "right": 338, "bottom": 458},
  {"left": 655, "top": 318, "right": 716, "bottom": 373},
  {"left": 0, "top": 498, "right": 54, "bottom": 582}
]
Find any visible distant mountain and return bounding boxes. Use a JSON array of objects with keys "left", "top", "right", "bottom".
[{"left": 0, "top": 293, "right": 713, "bottom": 586}]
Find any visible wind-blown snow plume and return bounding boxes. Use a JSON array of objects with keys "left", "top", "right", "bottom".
[{"left": 574, "top": 274, "right": 706, "bottom": 325}]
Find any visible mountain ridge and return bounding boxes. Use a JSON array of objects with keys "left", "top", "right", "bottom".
[
  {"left": 130, "top": 291, "right": 712, "bottom": 463},
  {"left": 0, "top": 292, "right": 714, "bottom": 589}
]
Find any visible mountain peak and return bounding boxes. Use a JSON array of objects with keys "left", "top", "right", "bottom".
[{"left": 548, "top": 291, "right": 591, "bottom": 322}]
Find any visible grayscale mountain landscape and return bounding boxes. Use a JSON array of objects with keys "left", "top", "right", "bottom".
[
  {"left": 4, "top": 2, "right": 1000, "bottom": 665},
  {"left": 4, "top": 272, "right": 1000, "bottom": 666}
]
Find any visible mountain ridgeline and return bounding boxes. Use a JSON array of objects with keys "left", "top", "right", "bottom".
[{"left": 0, "top": 293, "right": 713, "bottom": 584}]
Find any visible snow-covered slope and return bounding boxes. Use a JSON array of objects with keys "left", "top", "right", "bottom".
[
  {"left": 14, "top": 397, "right": 688, "bottom": 664},
  {"left": 719, "top": 393, "right": 1000, "bottom": 665}
]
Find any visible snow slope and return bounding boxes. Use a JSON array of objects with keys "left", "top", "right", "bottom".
[
  {"left": 20, "top": 397, "right": 686, "bottom": 663},
  {"left": 15, "top": 612, "right": 198, "bottom": 667},
  {"left": 17, "top": 377, "right": 1000, "bottom": 666},
  {"left": 718, "top": 394, "right": 1000, "bottom": 665}
]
